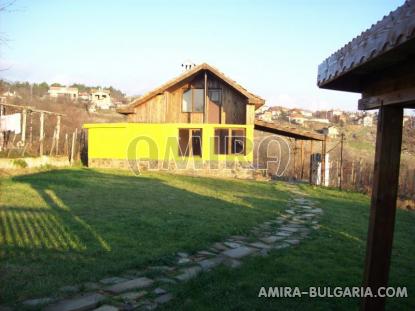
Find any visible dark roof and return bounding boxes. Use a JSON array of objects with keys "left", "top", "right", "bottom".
[
  {"left": 317, "top": 0, "right": 415, "bottom": 92},
  {"left": 254, "top": 120, "right": 326, "bottom": 141},
  {"left": 117, "top": 63, "right": 265, "bottom": 114}
]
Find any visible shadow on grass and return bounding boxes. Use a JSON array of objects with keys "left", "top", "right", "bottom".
[{"left": 1, "top": 168, "right": 288, "bottom": 303}]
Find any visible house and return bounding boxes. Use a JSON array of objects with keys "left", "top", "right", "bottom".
[
  {"left": 359, "top": 115, "right": 373, "bottom": 127},
  {"left": 288, "top": 113, "right": 306, "bottom": 125},
  {"left": 321, "top": 126, "right": 339, "bottom": 138},
  {"left": 90, "top": 88, "right": 112, "bottom": 109},
  {"left": 48, "top": 86, "right": 78, "bottom": 100},
  {"left": 2, "top": 90, "right": 18, "bottom": 98},
  {"left": 78, "top": 92, "right": 90, "bottom": 101},
  {"left": 84, "top": 63, "right": 265, "bottom": 174},
  {"left": 259, "top": 111, "right": 273, "bottom": 122}
]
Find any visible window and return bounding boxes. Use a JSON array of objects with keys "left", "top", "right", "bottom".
[
  {"left": 214, "top": 128, "right": 246, "bottom": 155},
  {"left": 208, "top": 89, "right": 222, "bottom": 105},
  {"left": 182, "top": 89, "right": 204, "bottom": 112},
  {"left": 178, "top": 128, "right": 202, "bottom": 157}
]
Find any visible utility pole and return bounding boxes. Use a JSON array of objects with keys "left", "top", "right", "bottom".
[{"left": 339, "top": 133, "right": 345, "bottom": 190}]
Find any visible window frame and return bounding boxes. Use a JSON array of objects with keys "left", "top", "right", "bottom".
[
  {"left": 178, "top": 128, "right": 203, "bottom": 157},
  {"left": 181, "top": 88, "right": 205, "bottom": 113},
  {"left": 214, "top": 128, "right": 246, "bottom": 155}
]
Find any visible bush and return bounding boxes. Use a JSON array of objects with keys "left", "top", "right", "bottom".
[{"left": 12, "top": 159, "right": 28, "bottom": 168}]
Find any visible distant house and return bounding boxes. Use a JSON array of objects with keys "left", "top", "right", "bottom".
[
  {"left": 2, "top": 90, "right": 18, "bottom": 98},
  {"left": 259, "top": 111, "right": 273, "bottom": 122},
  {"left": 48, "top": 86, "right": 78, "bottom": 100},
  {"left": 321, "top": 126, "right": 339, "bottom": 138},
  {"left": 288, "top": 113, "right": 306, "bottom": 125},
  {"left": 90, "top": 88, "right": 112, "bottom": 109},
  {"left": 78, "top": 92, "right": 90, "bottom": 101},
  {"left": 306, "top": 118, "right": 330, "bottom": 125},
  {"left": 359, "top": 115, "right": 373, "bottom": 127},
  {"left": 300, "top": 109, "right": 313, "bottom": 118}
]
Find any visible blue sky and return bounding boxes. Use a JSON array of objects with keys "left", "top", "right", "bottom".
[{"left": 0, "top": 0, "right": 404, "bottom": 111}]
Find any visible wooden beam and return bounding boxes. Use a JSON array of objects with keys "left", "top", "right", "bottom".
[
  {"left": 21, "top": 109, "right": 27, "bottom": 144},
  {"left": 39, "top": 112, "right": 44, "bottom": 156},
  {"left": 204, "top": 71, "right": 208, "bottom": 123},
  {"left": 358, "top": 87, "right": 415, "bottom": 110},
  {"left": 361, "top": 106, "right": 403, "bottom": 311}
]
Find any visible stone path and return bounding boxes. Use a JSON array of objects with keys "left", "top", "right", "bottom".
[{"left": 14, "top": 185, "right": 322, "bottom": 311}]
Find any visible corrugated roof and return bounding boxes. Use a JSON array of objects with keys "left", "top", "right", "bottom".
[
  {"left": 117, "top": 63, "right": 265, "bottom": 114},
  {"left": 317, "top": 0, "right": 415, "bottom": 88}
]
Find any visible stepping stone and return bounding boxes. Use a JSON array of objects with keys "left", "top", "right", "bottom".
[
  {"left": 154, "top": 293, "right": 173, "bottom": 304},
  {"left": 280, "top": 227, "right": 299, "bottom": 233},
  {"left": 198, "top": 256, "right": 224, "bottom": 271},
  {"left": 175, "top": 266, "right": 202, "bottom": 282},
  {"left": 285, "top": 239, "right": 300, "bottom": 245},
  {"left": 23, "top": 297, "right": 54, "bottom": 306},
  {"left": 177, "top": 252, "right": 189, "bottom": 258},
  {"left": 44, "top": 293, "right": 105, "bottom": 311},
  {"left": 156, "top": 277, "right": 177, "bottom": 284},
  {"left": 119, "top": 290, "right": 147, "bottom": 301},
  {"left": 60, "top": 285, "right": 80, "bottom": 294},
  {"left": 273, "top": 243, "right": 290, "bottom": 250},
  {"left": 105, "top": 277, "right": 154, "bottom": 294},
  {"left": 83, "top": 282, "right": 101, "bottom": 290},
  {"left": 224, "top": 241, "right": 241, "bottom": 249},
  {"left": 177, "top": 257, "right": 191, "bottom": 265},
  {"left": 222, "top": 246, "right": 257, "bottom": 259},
  {"left": 93, "top": 305, "right": 119, "bottom": 311},
  {"left": 223, "top": 258, "right": 242, "bottom": 268},
  {"left": 148, "top": 266, "right": 175, "bottom": 272},
  {"left": 260, "top": 236, "right": 284, "bottom": 244},
  {"left": 229, "top": 235, "right": 247, "bottom": 240},
  {"left": 311, "top": 208, "right": 323, "bottom": 214},
  {"left": 197, "top": 250, "right": 216, "bottom": 257},
  {"left": 249, "top": 242, "right": 271, "bottom": 249},
  {"left": 100, "top": 277, "right": 128, "bottom": 285},
  {"left": 154, "top": 288, "right": 167, "bottom": 295},
  {"left": 276, "top": 231, "right": 292, "bottom": 237},
  {"left": 212, "top": 242, "right": 228, "bottom": 251}
]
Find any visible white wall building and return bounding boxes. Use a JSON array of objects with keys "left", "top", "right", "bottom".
[
  {"left": 90, "top": 88, "right": 112, "bottom": 109},
  {"left": 48, "top": 86, "right": 78, "bottom": 100}
]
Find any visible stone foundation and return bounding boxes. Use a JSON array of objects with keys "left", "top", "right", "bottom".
[{"left": 88, "top": 158, "right": 268, "bottom": 180}]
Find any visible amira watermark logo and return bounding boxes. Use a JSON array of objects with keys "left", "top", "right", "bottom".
[
  {"left": 258, "top": 286, "right": 408, "bottom": 298},
  {"left": 125, "top": 134, "right": 292, "bottom": 175}
]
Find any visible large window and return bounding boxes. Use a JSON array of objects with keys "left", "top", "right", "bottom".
[
  {"left": 182, "top": 89, "right": 204, "bottom": 113},
  {"left": 179, "top": 128, "right": 202, "bottom": 157},
  {"left": 214, "top": 128, "right": 246, "bottom": 155},
  {"left": 208, "top": 89, "right": 222, "bottom": 105}
]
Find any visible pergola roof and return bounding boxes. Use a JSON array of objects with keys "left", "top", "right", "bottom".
[
  {"left": 317, "top": 0, "right": 415, "bottom": 93},
  {"left": 254, "top": 120, "right": 326, "bottom": 141}
]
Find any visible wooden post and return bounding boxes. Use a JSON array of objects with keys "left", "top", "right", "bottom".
[
  {"left": 204, "top": 71, "right": 208, "bottom": 123},
  {"left": 339, "top": 133, "right": 344, "bottom": 190},
  {"left": 293, "top": 139, "right": 297, "bottom": 179},
  {"left": 64, "top": 133, "right": 69, "bottom": 157},
  {"left": 56, "top": 115, "right": 61, "bottom": 155},
  {"left": 39, "top": 112, "right": 44, "bottom": 156},
  {"left": 21, "top": 109, "right": 27, "bottom": 144},
  {"left": 309, "top": 140, "right": 313, "bottom": 184},
  {"left": 70, "top": 130, "right": 76, "bottom": 164},
  {"left": 321, "top": 138, "right": 327, "bottom": 186},
  {"left": 300, "top": 140, "right": 304, "bottom": 179},
  {"left": 361, "top": 106, "right": 403, "bottom": 311}
]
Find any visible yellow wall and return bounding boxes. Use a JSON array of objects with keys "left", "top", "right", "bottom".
[{"left": 83, "top": 123, "right": 254, "bottom": 163}]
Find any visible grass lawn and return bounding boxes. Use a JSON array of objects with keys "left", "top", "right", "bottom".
[
  {"left": 0, "top": 168, "right": 290, "bottom": 304},
  {"left": 0, "top": 168, "right": 414, "bottom": 309}
]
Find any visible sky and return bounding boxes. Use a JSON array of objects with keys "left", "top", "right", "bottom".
[{"left": 0, "top": 0, "right": 405, "bottom": 111}]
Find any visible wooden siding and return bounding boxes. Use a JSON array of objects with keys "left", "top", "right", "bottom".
[{"left": 128, "top": 72, "right": 250, "bottom": 124}]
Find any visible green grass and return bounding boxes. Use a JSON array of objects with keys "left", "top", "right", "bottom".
[
  {"left": 0, "top": 168, "right": 414, "bottom": 310},
  {"left": 160, "top": 185, "right": 415, "bottom": 310},
  {"left": 0, "top": 168, "right": 290, "bottom": 303}
]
